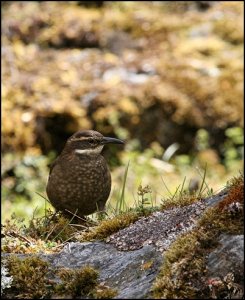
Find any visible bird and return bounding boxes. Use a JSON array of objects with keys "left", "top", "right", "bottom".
[{"left": 46, "top": 130, "right": 124, "bottom": 219}]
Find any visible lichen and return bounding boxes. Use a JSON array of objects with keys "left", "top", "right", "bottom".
[{"left": 1, "top": 262, "right": 13, "bottom": 295}]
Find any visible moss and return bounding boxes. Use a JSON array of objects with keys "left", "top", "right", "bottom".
[
  {"left": 152, "top": 174, "right": 244, "bottom": 299},
  {"left": 55, "top": 266, "right": 117, "bottom": 299},
  {"left": 221, "top": 173, "right": 244, "bottom": 211},
  {"left": 27, "top": 209, "right": 77, "bottom": 242},
  {"left": 161, "top": 192, "right": 199, "bottom": 211},
  {"left": 200, "top": 173, "right": 244, "bottom": 235},
  {"left": 5, "top": 256, "right": 117, "bottom": 299},
  {"left": 152, "top": 231, "right": 206, "bottom": 299},
  {"left": 55, "top": 266, "right": 98, "bottom": 298},
  {"left": 93, "top": 284, "right": 118, "bottom": 299},
  {"left": 141, "top": 260, "right": 154, "bottom": 271},
  {"left": 2, "top": 209, "right": 79, "bottom": 254},
  {"left": 6, "top": 255, "right": 52, "bottom": 299},
  {"left": 81, "top": 210, "right": 141, "bottom": 241},
  {"left": 213, "top": 2, "right": 243, "bottom": 44}
]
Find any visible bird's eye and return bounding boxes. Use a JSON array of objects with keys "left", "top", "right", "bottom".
[{"left": 88, "top": 138, "right": 96, "bottom": 145}]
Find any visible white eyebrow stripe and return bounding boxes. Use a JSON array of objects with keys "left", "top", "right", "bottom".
[
  {"left": 75, "top": 146, "right": 104, "bottom": 155},
  {"left": 72, "top": 137, "right": 90, "bottom": 141}
]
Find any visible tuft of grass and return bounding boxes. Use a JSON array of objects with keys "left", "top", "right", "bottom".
[
  {"left": 27, "top": 209, "right": 78, "bottom": 243},
  {"left": 160, "top": 167, "right": 213, "bottom": 211},
  {"left": 196, "top": 164, "right": 213, "bottom": 197},
  {"left": 160, "top": 187, "right": 198, "bottom": 211},
  {"left": 115, "top": 160, "right": 130, "bottom": 213}
]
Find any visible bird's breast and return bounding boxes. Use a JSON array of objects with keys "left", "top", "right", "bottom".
[{"left": 48, "top": 154, "right": 111, "bottom": 194}]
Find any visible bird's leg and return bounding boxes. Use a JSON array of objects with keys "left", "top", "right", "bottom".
[
  {"left": 96, "top": 200, "right": 108, "bottom": 220},
  {"left": 63, "top": 208, "right": 87, "bottom": 224}
]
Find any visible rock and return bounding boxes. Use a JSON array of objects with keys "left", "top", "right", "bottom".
[
  {"left": 106, "top": 200, "right": 208, "bottom": 252},
  {"left": 206, "top": 234, "right": 244, "bottom": 299},
  {"left": 207, "top": 234, "right": 244, "bottom": 280},
  {"left": 41, "top": 242, "right": 162, "bottom": 299}
]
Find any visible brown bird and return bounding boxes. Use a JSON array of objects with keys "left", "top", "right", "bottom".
[{"left": 46, "top": 130, "right": 124, "bottom": 219}]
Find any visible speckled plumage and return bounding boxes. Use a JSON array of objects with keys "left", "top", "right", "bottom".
[{"left": 46, "top": 130, "right": 124, "bottom": 217}]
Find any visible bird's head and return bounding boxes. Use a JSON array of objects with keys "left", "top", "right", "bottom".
[{"left": 63, "top": 130, "right": 124, "bottom": 156}]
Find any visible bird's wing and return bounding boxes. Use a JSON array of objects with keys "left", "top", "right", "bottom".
[{"left": 48, "top": 158, "right": 59, "bottom": 175}]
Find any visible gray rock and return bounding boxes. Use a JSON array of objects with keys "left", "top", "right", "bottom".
[
  {"left": 106, "top": 200, "right": 207, "bottom": 252},
  {"left": 207, "top": 234, "right": 244, "bottom": 279},
  {"left": 205, "top": 189, "right": 228, "bottom": 207},
  {"left": 41, "top": 242, "right": 163, "bottom": 299},
  {"left": 206, "top": 234, "right": 244, "bottom": 299}
]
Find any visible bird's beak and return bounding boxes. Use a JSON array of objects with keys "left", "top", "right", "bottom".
[{"left": 101, "top": 137, "right": 125, "bottom": 145}]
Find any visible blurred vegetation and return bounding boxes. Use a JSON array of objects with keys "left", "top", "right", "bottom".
[{"left": 1, "top": 1, "right": 244, "bottom": 222}]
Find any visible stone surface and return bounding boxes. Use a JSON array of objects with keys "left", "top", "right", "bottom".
[
  {"left": 206, "top": 234, "right": 244, "bottom": 299},
  {"left": 207, "top": 234, "right": 244, "bottom": 280},
  {"left": 106, "top": 189, "right": 229, "bottom": 252},
  {"left": 106, "top": 200, "right": 207, "bottom": 252},
  {"left": 41, "top": 242, "right": 163, "bottom": 299}
]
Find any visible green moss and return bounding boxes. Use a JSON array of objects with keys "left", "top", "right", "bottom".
[
  {"left": 6, "top": 255, "right": 51, "bottom": 299},
  {"left": 1, "top": 209, "right": 79, "bottom": 254},
  {"left": 152, "top": 228, "right": 207, "bottom": 299},
  {"left": 27, "top": 209, "right": 77, "bottom": 242},
  {"left": 5, "top": 256, "right": 117, "bottom": 299},
  {"left": 226, "top": 173, "right": 244, "bottom": 189},
  {"left": 94, "top": 284, "right": 118, "bottom": 299},
  {"left": 152, "top": 174, "right": 244, "bottom": 299},
  {"left": 55, "top": 266, "right": 117, "bottom": 299},
  {"left": 55, "top": 266, "right": 98, "bottom": 298},
  {"left": 81, "top": 210, "right": 141, "bottom": 241},
  {"left": 161, "top": 192, "right": 199, "bottom": 211}
]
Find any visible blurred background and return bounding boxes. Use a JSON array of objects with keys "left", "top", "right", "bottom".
[{"left": 2, "top": 1, "right": 244, "bottom": 222}]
